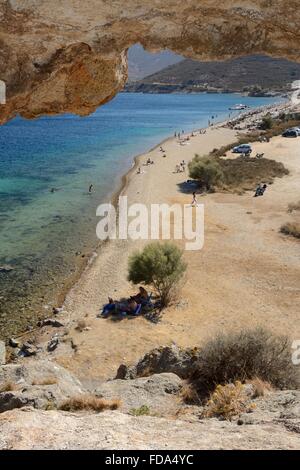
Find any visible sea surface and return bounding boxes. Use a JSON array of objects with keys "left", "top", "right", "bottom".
[{"left": 0, "top": 92, "right": 283, "bottom": 337}]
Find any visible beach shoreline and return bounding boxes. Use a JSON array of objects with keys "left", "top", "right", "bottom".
[
  {"left": 11, "top": 98, "right": 291, "bottom": 344},
  {"left": 24, "top": 97, "right": 300, "bottom": 385}
]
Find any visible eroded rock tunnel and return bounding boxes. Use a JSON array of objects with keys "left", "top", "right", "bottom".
[{"left": 0, "top": 0, "right": 300, "bottom": 123}]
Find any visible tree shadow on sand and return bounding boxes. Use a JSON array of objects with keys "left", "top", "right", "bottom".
[{"left": 177, "top": 180, "right": 202, "bottom": 194}]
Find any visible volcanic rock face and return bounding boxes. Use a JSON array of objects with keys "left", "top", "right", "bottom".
[{"left": 0, "top": 1, "right": 300, "bottom": 123}]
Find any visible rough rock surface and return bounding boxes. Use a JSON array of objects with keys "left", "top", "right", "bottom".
[
  {"left": 0, "top": 360, "right": 84, "bottom": 412},
  {"left": 0, "top": 394, "right": 300, "bottom": 450},
  {"left": 1, "top": 357, "right": 300, "bottom": 449},
  {"left": 0, "top": 1, "right": 300, "bottom": 122},
  {"left": 96, "top": 373, "right": 183, "bottom": 416},
  {"left": 0, "top": 341, "right": 6, "bottom": 365},
  {"left": 116, "top": 344, "right": 198, "bottom": 380}
]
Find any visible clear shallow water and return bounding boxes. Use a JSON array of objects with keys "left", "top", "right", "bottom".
[{"left": 0, "top": 93, "right": 283, "bottom": 337}]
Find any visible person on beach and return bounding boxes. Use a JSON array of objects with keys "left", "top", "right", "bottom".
[
  {"left": 191, "top": 192, "right": 198, "bottom": 206},
  {"left": 137, "top": 167, "right": 141, "bottom": 174},
  {"left": 89, "top": 184, "right": 93, "bottom": 193},
  {"left": 131, "top": 286, "right": 148, "bottom": 303},
  {"left": 254, "top": 183, "right": 267, "bottom": 197},
  {"left": 254, "top": 183, "right": 262, "bottom": 197},
  {"left": 261, "top": 184, "right": 268, "bottom": 195},
  {"left": 101, "top": 297, "right": 116, "bottom": 317}
]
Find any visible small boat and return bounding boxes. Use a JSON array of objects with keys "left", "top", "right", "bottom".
[{"left": 229, "top": 104, "right": 249, "bottom": 111}]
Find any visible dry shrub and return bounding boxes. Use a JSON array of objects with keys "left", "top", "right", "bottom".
[
  {"left": 288, "top": 201, "right": 300, "bottom": 213},
  {"left": 247, "top": 377, "right": 273, "bottom": 398},
  {"left": 202, "top": 381, "right": 255, "bottom": 420},
  {"left": 75, "top": 319, "right": 87, "bottom": 332},
  {"left": 32, "top": 377, "right": 57, "bottom": 386},
  {"left": 59, "top": 395, "right": 121, "bottom": 412},
  {"left": 264, "top": 118, "right": 300, "bottom": 139},
  {"left": 180, "top": 382, "right": 200, "bottom": 405},
  {"left": 189, "top": 152, "right": 288, "bottom": 193},
  {"left": 190, "top": 327, "right": 298, "bottom": 398},
  {"left": 0, "top": 381, "right": 17, "bottom": 392},
  {"left": 280, "top": 222, "right": 300, "bottom": 239},
  {"left": 218, "top": 156, "right": 288, "bottom": 192}
]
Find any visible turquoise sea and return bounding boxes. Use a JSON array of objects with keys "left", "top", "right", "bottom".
[{"left": 0, "top": 92, "right": 283, "bottom": 337}]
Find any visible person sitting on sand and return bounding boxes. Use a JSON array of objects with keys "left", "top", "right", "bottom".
[
  {"left": 254, "top": 183, "right": 267, "bottom": 197},
  {"left": 131, "top": 286, "right": 148, "bottom": 303},
  {"left": 261, "top": 184, "right": 267, "bottom": 195},
  {"left": 254, "top": 183, "right": 262, "bottom": 197},
  {"left": 120, "top": 299, "right": 142, "bottom": 316}
]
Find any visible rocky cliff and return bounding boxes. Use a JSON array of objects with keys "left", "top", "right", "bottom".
[
  {"left": 0, "top": 1, "right": 300, "bottom": 123},
  {"left": 0, "top": 347, "right": 299, "bottom": 449}
]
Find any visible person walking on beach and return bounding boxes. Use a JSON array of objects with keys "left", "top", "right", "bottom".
[{"left": 191, "top": 191, "right": 198, "bottom": 206}]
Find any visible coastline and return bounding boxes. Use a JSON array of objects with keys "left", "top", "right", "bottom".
[
  {"left": 30, "top": 97, "right": 300, "bottom": 384},
  {"left": 12, "top": 97, "right": 290, "bottom": 343}
]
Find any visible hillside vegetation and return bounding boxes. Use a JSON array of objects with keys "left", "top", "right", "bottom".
[{"left": 125, "top": 55, "right": 300, "bottom": 94}]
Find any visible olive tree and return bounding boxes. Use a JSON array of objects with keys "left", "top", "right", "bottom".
[
  {"left": 188, "top": 154, "right": 224, "bottom": 190},
  {"left": 128, "top": 242, "right": 187, "bottom": 307}
]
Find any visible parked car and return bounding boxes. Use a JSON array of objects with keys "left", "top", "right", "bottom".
[
  {"left": 232, "top": 144, "right": 252, "bottom": 154},
  {"left": 282, "top": 129, "right": 298, "bottom": 138},
  {"left": 290, "top": 127, "right": 300, "bottom": 136}
]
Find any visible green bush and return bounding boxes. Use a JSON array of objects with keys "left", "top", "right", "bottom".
[
  {"left": 128, "top": 242, "right": 187, "bottom": 307},
  {"left": 188, "top": 155, "right": 224, "bottom": 190},
  {"left": 190, "top": 327, "right": 298, "bottom": 397},
  {"left": 130, "top": 405, "right": 150, "bottom": 416},
  {"left": 260, "top": 114, "right": 274, "bottom": 130}
]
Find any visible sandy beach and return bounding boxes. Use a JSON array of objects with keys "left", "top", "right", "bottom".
[{"left": 34, "top": 101, "right": 300, "bottom": 386}]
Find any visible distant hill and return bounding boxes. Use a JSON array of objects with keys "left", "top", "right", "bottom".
[
  {"left": 127, "top": 44, "right": 183, "bottom": 81},
  {"left": 125, "top": 55, "right": 300, "bottom": 95}
]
